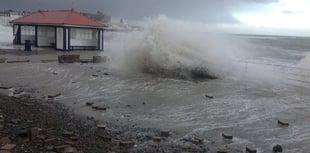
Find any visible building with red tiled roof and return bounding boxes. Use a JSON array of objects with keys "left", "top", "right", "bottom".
[{"left": 10, "top": 10, "right": 108, "bottom": 51}]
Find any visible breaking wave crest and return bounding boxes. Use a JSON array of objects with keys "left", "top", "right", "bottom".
[{"left": 105, "top": 15, "right": 237, "bottom": 80}]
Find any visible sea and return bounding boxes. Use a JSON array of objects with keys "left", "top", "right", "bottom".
[{"left": 1, "top": 16, "right": 310, "bottom": 152}]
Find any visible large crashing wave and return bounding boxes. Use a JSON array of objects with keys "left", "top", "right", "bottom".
[{"left": 105, "top": 16, "right": 237, "bottom": 80}]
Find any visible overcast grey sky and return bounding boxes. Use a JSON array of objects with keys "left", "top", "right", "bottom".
[
  {"left": 0, "top": 0, "right": 278, "bottom": 23},
  {"left": 2, "top": 0, "right": 309, "bottom": 36}
]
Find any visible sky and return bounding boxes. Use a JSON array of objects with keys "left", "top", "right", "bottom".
[{"left": 1, "top": 0, "right": 309, "bottom": 36}]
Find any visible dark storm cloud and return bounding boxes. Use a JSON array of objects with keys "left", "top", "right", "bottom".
[{"left": 0, "top": 0, "right": 278, "bottom": 23}]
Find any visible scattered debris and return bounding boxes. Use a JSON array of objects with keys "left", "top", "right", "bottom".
[
  {"left": 44, "top": 138, "right": 56, "bottom": 143},
  {"left": 277, "top": 120, "right": 289, "bottom": 126},
  {"left": 205, "top": 94, "right": 214, "bottom": 99},
  {"left": 97, "top": 124, "right": 106, "bottom": 130},
  {"left": 0, "top": 86, "right": 11, "bottom": 90},
  {"left": 63, "top": 147, "right": 78, "bottom": 153},
  {"left": 47, "top": 93, "right": 61, "bottom": 99},
  {"left": 36, "top": 135, "right": 46, "bottom": 140},
  {"left": 1, "top": 144, "right": 16, "bottom": 151},
  {"left": 62, "top": 131, "right": 75, "bottom": 137},
  {"left": 0, "top": 58, "right": 6, "bottom": 63},
  {"left": 28, "top": 127, "right": 40, "bottom": 140},
  {"left": 222, "top": 133, "right": 233, "bottom": 140},
  {"left": 0, "top": 150, "right": 11, "bottom": 153},
  {"left": 152, "top": 136, "right": 161, "bottom": 142},
  {"left": 93, "top": 56, "right": 107, "bottom": 63},
  {"left": 58, "top": 55, "right": 80, "bottom": 63},
  {"left": 190, "top": 137, "right": 203, "bottom": 145},
  {"left": 13, "top": 90, "right": 23, "bottom": 95},
  {"left": 119, "top": 140, "right": 135, "bottom": 148},
  {"left": 80, "top": 59, "right": 93, "bottom": 63},
  {"left": 0, "top": 137, "right": 11, "bottom": 144},
  {"left": 160, "top": 130, "right": 170, "bottom": 137},
  {"left": 85, "top": 102, "right": 94, "bottom": 106},
  {"left": 92, "top": 105, "right": 108, "bottom": 111},
  {"left": 246, "top": 147, "right": 257, "bottom": 153},
  {"left": 273, "top": 144, "right": 283, "bottom": 152}
]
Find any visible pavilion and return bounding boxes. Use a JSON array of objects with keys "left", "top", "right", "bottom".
[{"left": 10, "top": 10, "right": 108, "bottom": 51}]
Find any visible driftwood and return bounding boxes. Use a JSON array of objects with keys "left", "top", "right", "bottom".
[
  {"left": 222, "top": 133, "right": 233, "bottom": 139},
  {"left": 246, "top": 147, "right": 257, "bottom": 153},
  {"left": 47, "top": 93, "right": 61, "bottom": 99},
  {"left": 278, "top": 120, "right": 289, "bottom": 126}
]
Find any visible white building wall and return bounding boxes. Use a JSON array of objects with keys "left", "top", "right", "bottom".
[
  {"left": 56, "top": 27, "right": 63, "bottom": 50},
  {"left": 37, "top": 27, "right": 55, "bottom": 46},
  {"left": 70, "top": 28, "right": 98, "bottom": 47},
  {"left": 21, "top": 26, "right": 35, "bottom": 44}
]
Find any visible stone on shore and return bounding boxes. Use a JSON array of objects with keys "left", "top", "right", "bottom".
[
  {"left": 0, "top": 137, "right": 11, "bottom": 144},
  {"left": 28, "top": 127, "right": 40, "bottom": 140},
  {"left": 1, "top": 144, "right": 16, "bottom": 151},
  {"left": 119, "top": 140, "right": 135, "bottom": 148},
  {"left": 222, "top": 133, "right": 233, "bottom": 140},
  {"left": 93, "top": 56, "right": 107, "bottom": 63},
  {"left": 160, "top": 130, "right": 170, "bottom": 137},
  {"left": 58, "top": 55, "right": 80, "bottom": 63},
  {"left": 273, "top": 144, "right": 283, "bottom": 152}
]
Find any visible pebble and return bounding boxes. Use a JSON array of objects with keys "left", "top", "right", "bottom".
[
  {"left": 246, "top": 147, "right": 257, "bottom": 153},
  {"left": 85, "top": 102, "right": 94, "bottom": 106},
  {"left": 278, "top": 120, "right": 289, "bottom": 126},
  {"left": 46, "top": 145, "right": 54, "bottom": 151},
  {"left": 48, "top": 93, "right": 61, "bottom": 99},
  {"left": 160, "top": 130, "right": 170, "bottom": 137},
  {"left": 0, "top": 150, "right": 11, "bottom": 153},
  {"left": 119, "top": 140, "right": 135, "bottom": 148},
  {"left": 70, "top": 136, "right": 79, "bottom": 141},
  {"left": 190, "top": 138, "right": 203, "bottom": 145},
  {"left": 152, "top": 136, "right": 161, "bottom": 142},
  {"left": 62, "top": 131, "right": 74, "bottom": 137},
  {"left": 0, "top": 137, "right": 11, "bottom": 144},
  {"left": 1, "top": 144, "right": 16, "bottom": 151},
  {"left": 222, "top": 133, "right": 233, "bottom": 140},
  {"left": 63, "top": 147, "right": 77, "bottom": 153},
  {"left": 273, "top": 144, "right": 283, "bottom": 152},
  {"left": 28, "top": 127, "right": 40, "bottom": 140},
  {"left": 205, "top": 94, "right": 214, "bottom": 99},
  {"left": 97, "top": 124, "right": 106, "bottom": 130}
]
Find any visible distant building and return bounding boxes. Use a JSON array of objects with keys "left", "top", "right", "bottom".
[
  {"left": 81, "top": 11, "right": 111, "bottom": 23},
  {"left": 0, "top": 10, "right": 30, "bottom": 26},
  {"left": 10, "top": 10, "right": 108, "bottom": 51}
]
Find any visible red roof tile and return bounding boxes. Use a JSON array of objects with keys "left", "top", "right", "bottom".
[{"left": 11, "top": 10, "right": 107, "bottom": 27}]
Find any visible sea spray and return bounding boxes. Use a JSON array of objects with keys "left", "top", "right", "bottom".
[
  {"left": 104, "top": 15, "right": 239, "bottom": 80},
  {"left": 0, "top": 25, "right": 13, "bottom": 49}
]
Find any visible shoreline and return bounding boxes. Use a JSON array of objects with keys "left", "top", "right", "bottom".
[{"left": 0, "top": 90, "right": 209, "bottom": 153}]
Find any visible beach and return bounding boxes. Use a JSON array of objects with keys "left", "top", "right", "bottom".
[{"left": 1, "top": 30, "right": 310, "bottom": 153}]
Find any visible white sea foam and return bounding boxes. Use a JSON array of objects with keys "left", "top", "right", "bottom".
[{"left": 104, "top": 15, "right": 241, "bottom": 79}]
